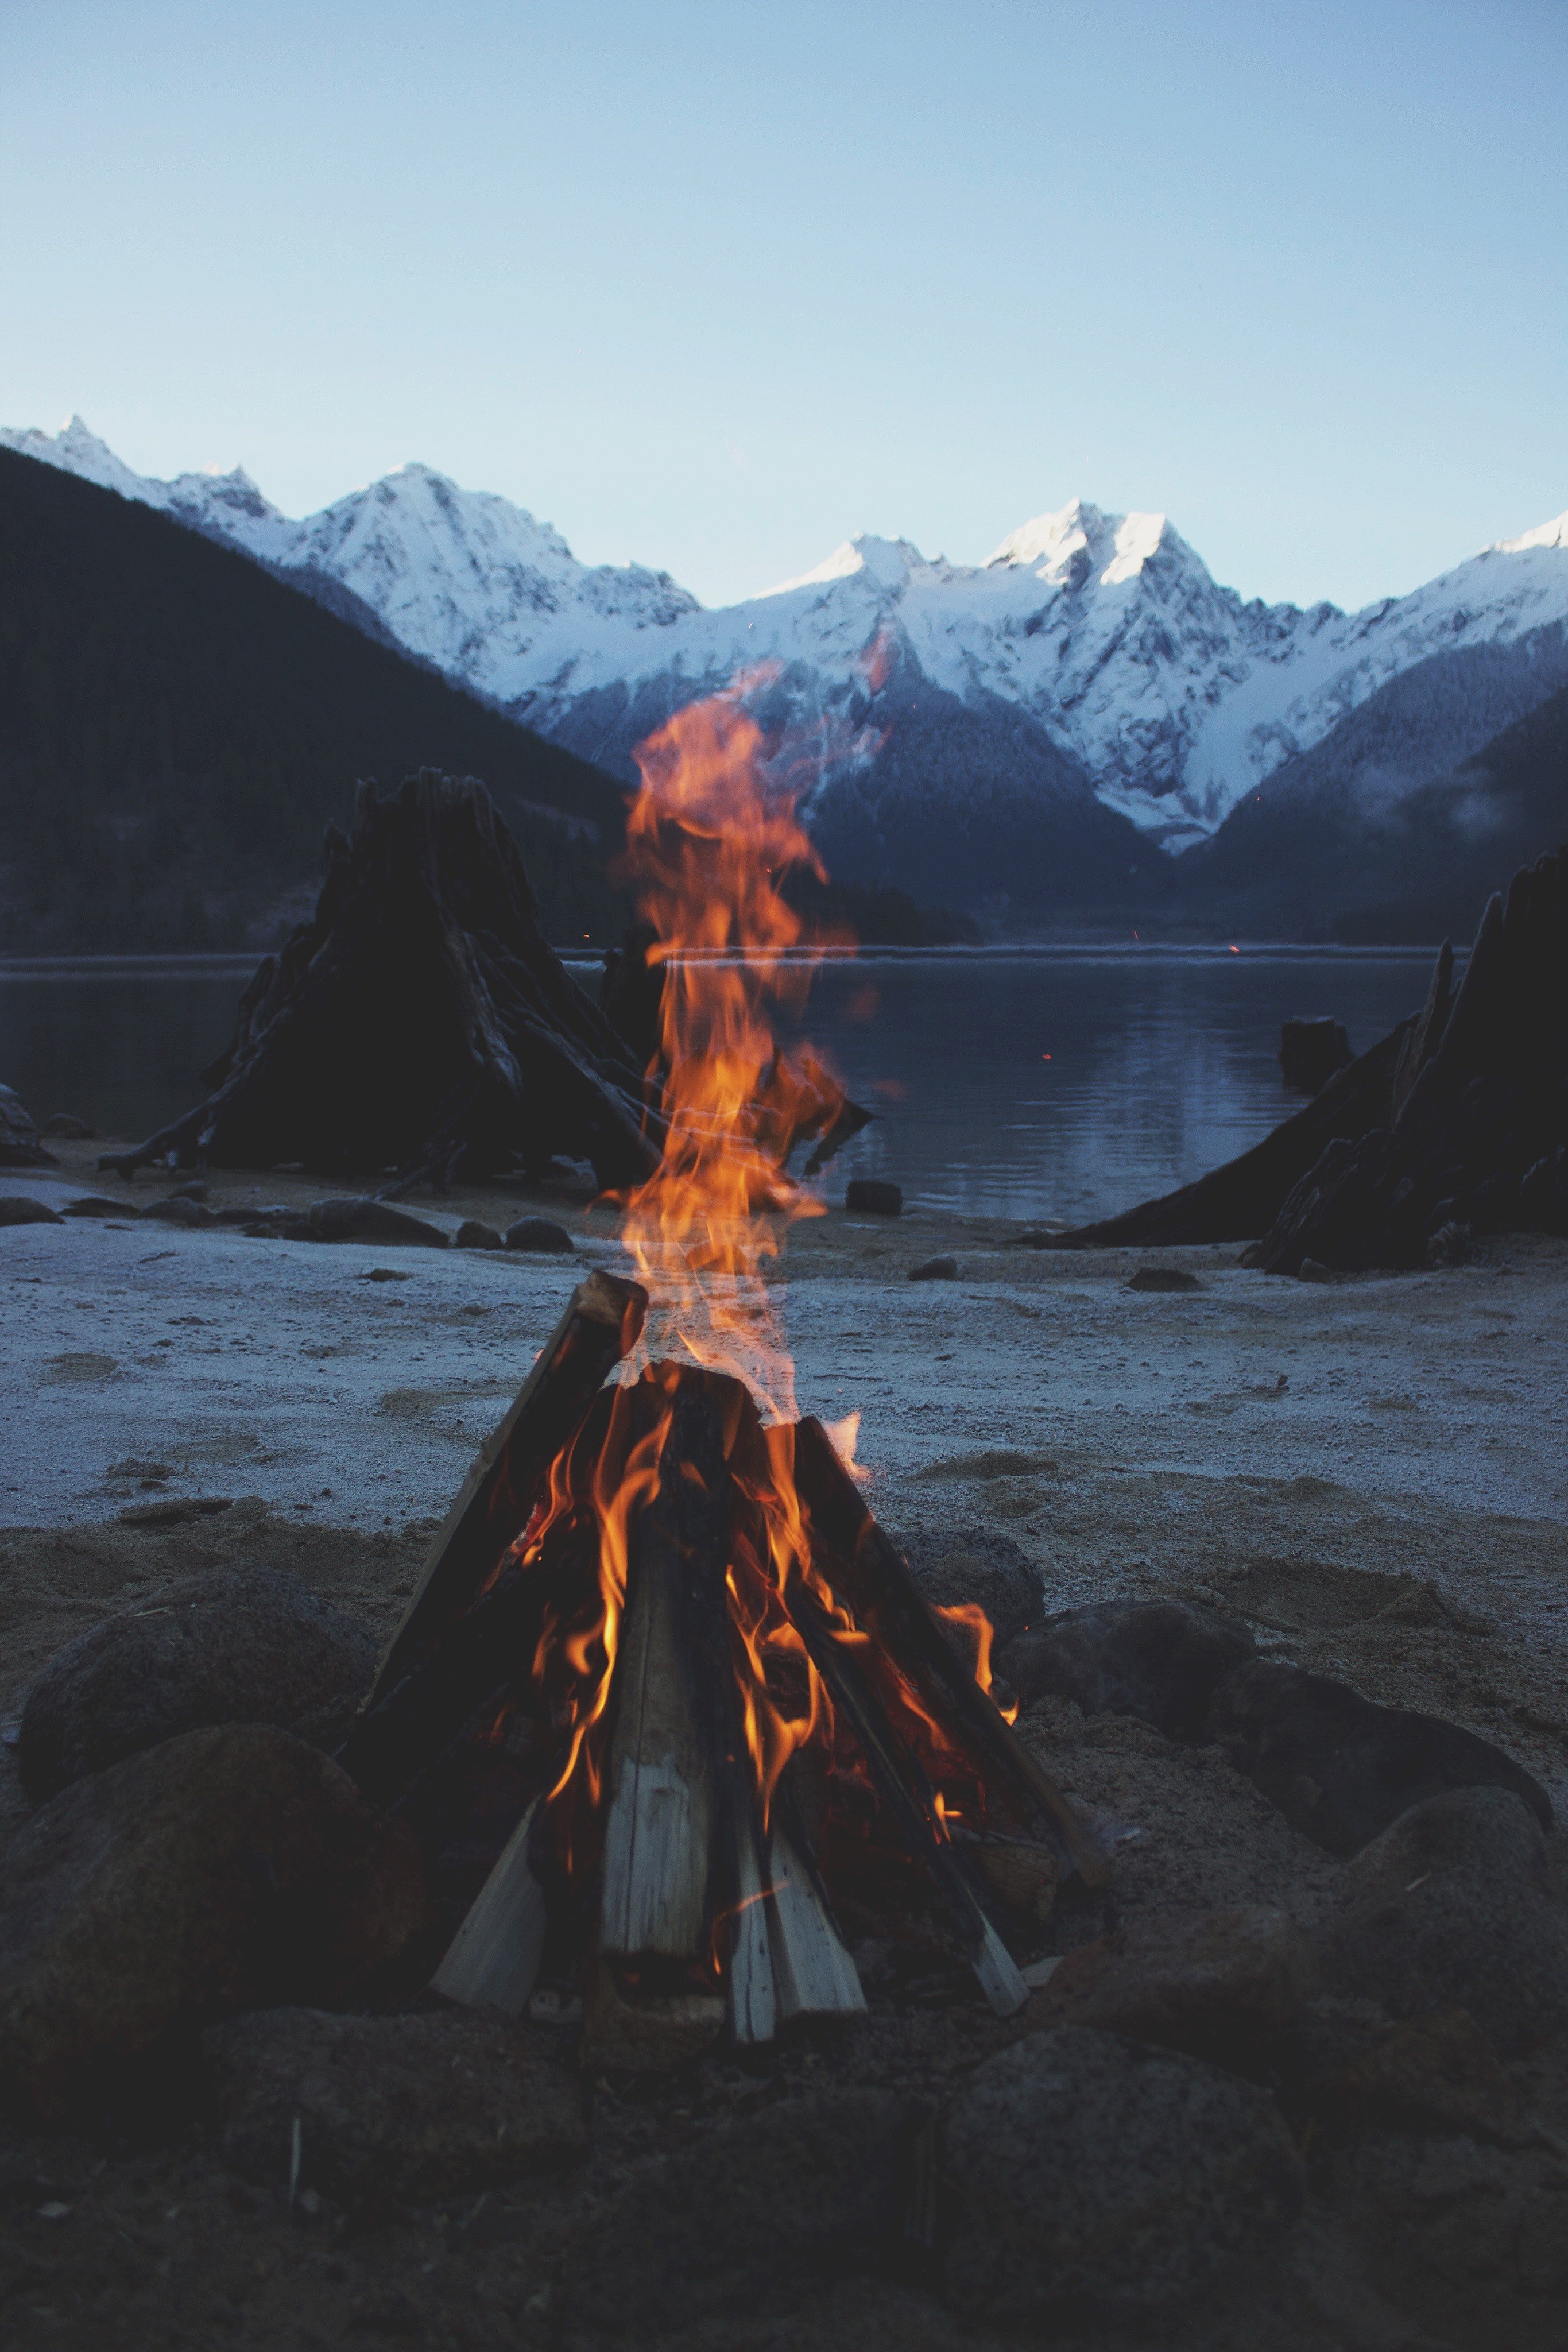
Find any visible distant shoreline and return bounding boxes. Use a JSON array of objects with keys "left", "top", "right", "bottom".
[{"left": 0, "top": 938, "right": 1464, "bottom": 978}]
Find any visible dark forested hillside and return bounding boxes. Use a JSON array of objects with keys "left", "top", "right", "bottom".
[
  {"left": 1176, "top": 633, "right": 1568, "bottom": 942},
  {"left": 0, "top": 448, "right": 629, "bottom": 951}
]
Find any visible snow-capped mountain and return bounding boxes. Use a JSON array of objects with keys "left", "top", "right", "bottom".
[{"left": 7, "top": 416, "right": 1567, "bottom": 880}]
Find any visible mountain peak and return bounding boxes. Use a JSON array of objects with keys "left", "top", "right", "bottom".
[{"left": 985, "top": 499, "right": 1180, "bottom": 587}]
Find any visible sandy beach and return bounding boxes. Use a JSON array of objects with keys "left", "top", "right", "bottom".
[{"left": 6, "top": 1140, "right": 1567, "bottom": 1828}]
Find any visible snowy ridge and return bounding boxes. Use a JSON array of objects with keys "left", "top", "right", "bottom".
[{"left": 6, "top": 416, "right": 1567, "bottom": 853}]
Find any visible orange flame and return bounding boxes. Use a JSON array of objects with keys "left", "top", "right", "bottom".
[{"left": 614, "top": 679, "right": 845, "bottom": 1423}]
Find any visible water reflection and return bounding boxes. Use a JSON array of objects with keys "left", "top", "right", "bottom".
[{"left": 0, "top": 947, "right": 1441, "bottom": 1227}]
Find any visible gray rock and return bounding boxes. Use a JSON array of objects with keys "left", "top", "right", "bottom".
[
  {"left": 1321, "top": 1786, "right": 1568, "bottom": 2055},
  {"left": 503, "top": 1216, "right": 575, "bottom": 1254},
  {"left": 1126, "top": 1265, "right": 1201, "bottom": 1292},
  {"left": 1207, "top": 1659, "right": 1552, "bottom": 1855},
  {"left": 454, "top": 1219, "right": 502, "bottom": 1249},
  {"left": 911, "top": 1549, "right": 1038, "bottom": 1652},
  {"left": 204, "top": 2008, "right": 587, "bottom": 2206},
  {"left": 19, "top": 1564, "right": 379, "bottom": 1798},
  {"left": 40, "top": 1113, "right": 95, "bottom": 1139},
  {"left": 307, "top": 1197, "right": 448, "bottom": 1247},
  {"left": 138, "top": 1197, "right": 217, "bottom": 1226},
  {"left": 61, "top": 1194, "right": 133, "bottom": 1218},
  {"left": 1030, "top": 1905, "right": 1315, "bottom": 2075},
  {"left": 942, "top": 2026, "right": 1304, "bottom": 2320},
  {"left": 998, "top": 1600, "right": 1256, "bottom": 1744},
  {"left": 846, "top": 1179, "right": 902, "bottom": 1216},
  {"left": 1295, "top": 1998, "right": 1519, "bottom": 2138},
  {"left": 0, "top": 1725, "right": 423, "bottom": 2118},
  {"left": 0, "top": 1196, "right": 63, "bottom": 1227},
  {"left": 909, "top": 1254, "right": 958, "bottom": 1281},
  {"left": 555, "top": 2090, "right": 916, "bottom": 2335}
]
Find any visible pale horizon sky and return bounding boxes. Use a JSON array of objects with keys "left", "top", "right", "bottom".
[{"left": 2, "top": 0, "right": 1565, "bottom": 613}]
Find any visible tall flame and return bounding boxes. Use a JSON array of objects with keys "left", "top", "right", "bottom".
[{"left": 615, "top": 677, "right": 839, "bottom": 1422}]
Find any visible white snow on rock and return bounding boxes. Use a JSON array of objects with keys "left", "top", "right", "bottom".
[{"left": 7, "top": 416, "right": 1567, "bottom": 847}]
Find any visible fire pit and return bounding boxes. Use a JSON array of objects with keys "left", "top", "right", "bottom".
[{"left": 339, "top": 683, "right": 1101, "bottom": 2062}]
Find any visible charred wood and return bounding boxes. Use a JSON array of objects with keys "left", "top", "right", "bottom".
[
  {"left": 788, "top": 1418, "right": 1105, "bottom": 1886},
  {"left": 781, "top": 1574, "right": 1029, "bottom": 2018},
  {"left": 366, "top": 1270, "right": 646, "bottom": 1708}
]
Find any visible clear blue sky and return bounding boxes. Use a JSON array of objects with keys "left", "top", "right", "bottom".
[{"left": 3, "top": 0, "right": 1564, "bottom": 612}]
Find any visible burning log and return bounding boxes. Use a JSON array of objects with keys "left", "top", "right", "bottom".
[
  {"left": 598, "top": 1378, "right": 735, "bottom": 1967},
  {"left": 788, "top": 1417, "right": 1107, "bottom": 1887},
  {"left": 364, "top": 1268, "right": 647, "bottom": 1711},
  {"left": 783, "top": 1575, "right": 1029, "bottom": 2019}
]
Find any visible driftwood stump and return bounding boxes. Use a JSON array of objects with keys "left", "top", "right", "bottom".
[
  {"left": 98, "top": 771, "right": 661, "bottom": 1191},
  {"left": 1245, "top": 844, "right": 1568, "bottom": 1271}
]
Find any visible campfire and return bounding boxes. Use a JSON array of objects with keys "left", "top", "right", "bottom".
[{"left": 341, "top": 685, "right": 1102, "bottom": 2060}]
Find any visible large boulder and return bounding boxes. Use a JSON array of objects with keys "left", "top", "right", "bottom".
[
  {"left": 998, "top": 1600, "right": 1256, "bottom": 1743},
  {"left": 1031, "top": 1905, "right": 1315, "bottom": 2076},
  {"left": 306, "top": 1196, "right": 448, "bottom": 1247},
  {"left": 999, "top": 1599, "right": 1551, "bottom": 1859},
  {"left": 1207, "top": 1659, "right": 1553, "bottom": 1856},
  {"left": 19, "top": 1564, "right": 380, "bottom": 1798},
  {"left": 0, "top": 1724, "right": 423, "bottom": 2118},
  {"left": 204, "top": 2008, "right": 588, "bottom": 2206},
  {"left": 942, "top": 2026, "right": 1304, "bottom": 2321},
  {"left": 1320, "top": 1785, "right": 1568, "bottom": 2055},
  {"left": 553, "top": 2090, "right": 917, "bottom": 2336}
]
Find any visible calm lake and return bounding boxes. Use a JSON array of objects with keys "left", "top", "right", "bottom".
[{"left": 0, "top": 946, "right": 1444, "bottom": 1228}]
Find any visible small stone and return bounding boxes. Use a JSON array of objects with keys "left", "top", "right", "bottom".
[
  {"left": 0, "top": 1196, "right": 64, "bottom": 1226},
  {"left": 1320, "top": 1786, "right": 1568, "bottom": 2055},
  {"left": 0, "top": 1725, "right": 423, "bottom": 2118},
  {"left": 1296, "top": 1257, "right": 1334, "bottom": 1282},
  {"left": 41, "top": 1114, "right": 95, "bottom": 1139},
  {"left": 20, "top": 1561, "right": 379, "bottom": 1798},
  {"left": 1126, "top": 1265, "right": 1201, "bottom": 1292},
  {"left": 115, "top": 1496, "right": 234, "bottom": 1528},
  {"left": 169, "top": 1181, "right": 209, "bottom": 1203},
  {"left": 942, "top": 2026, "right": 1304, "bottom": 2320},
  {"left": 504, "top": 1216, "right": 575, "bottom": 1254},
  {"left": 909, "top": 1254, "right": 957, "bottom": 1281},
  {"left": 307, "top": 1197, "right": 448, "bottom": 1248},
  {"left": 138, "top": 1197, "right": 216, "bottom": 1227},
  {"left": 845, "top": 1179, "right": 902, "bottom": 1216},
  {"left": 359, "top": 1267, "right": 410, "bottom": 1282},
  {"left": 61, "top": 1195, "right": 133, "bottom": 1218},
  {"left": 106, "top": 1457, "right": 175, "bottom": 1481},
  {"left": 454, "top": 1220, "right": 502, "bottom": 1250},
  {"left": 204, "top": 2009, "right": 589, "bottom": 2206}
]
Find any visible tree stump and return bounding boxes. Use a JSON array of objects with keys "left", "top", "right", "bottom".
[{"left": 98, "top": 771, "right": 661, "bottom": 1191}]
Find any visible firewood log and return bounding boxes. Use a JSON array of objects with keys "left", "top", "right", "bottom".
[
  {"left": 788, "top": 1418, "right": 1106, "bottom": 1886},
  {"left": 365, "top": 1270, "right": 646, "bottom": 1708},
  {"left": 781, "top": 1575, "right": 1029, "bottom": 2018}
]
